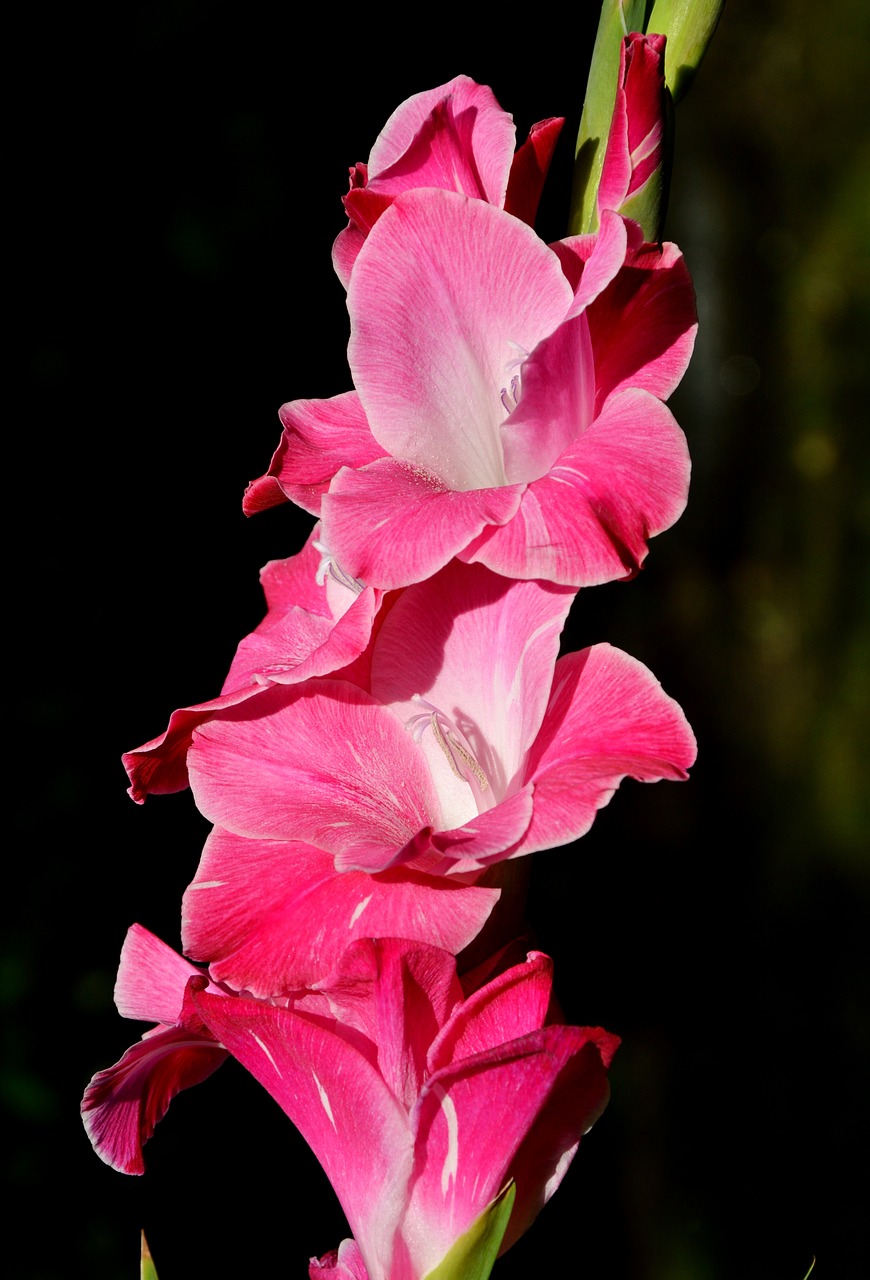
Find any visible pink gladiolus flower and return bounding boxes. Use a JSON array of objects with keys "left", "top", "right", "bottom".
[
  {"left": 245, "top": 192, "right": 695, "bottom": 590},
  {"left": 331, "top": 74, "right": 563, "bottom": 289},
  {"left": 83, "top": 929, "right": 617, "bottom": 1278},
  {"left": 123, "top": 525, "right": 383, "bottom": 803},
  {"left": 184, "top": 560, "right": 696, "bottom": 897}
]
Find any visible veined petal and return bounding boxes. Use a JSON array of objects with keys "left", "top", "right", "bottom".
[
  {"left": 367, "top": 76, "right": 516, "bottom": 207},
  {"left": 323, "top": 459, "right": 524, "bottom": 590},
  {"left": 81, "top": 1021, "right": 228, "bottom": 1175},
  {"left": 465, "top": 388, "right": 690, "bottom": 586},
  {"left": 193, "top": 990, "right": 414, "bottom": 1280},
  {"left": 182, "top": 828, "right": 498, "bottom": 998},
  {"left": 114, "top": 923, "right": 220, "bottom": 1024},
  {"left": 187, "top": 680, "right": 440, "bottom": 871},
  {"left": 402, "top": 1026, "right": 609, "bottom": 1277},
  {"left": 348, "top": 190, "right": 572, "bottom": 491},
  {"left": 516, "top": 644, "right": 697, "bottom": 856},
  {"left": 243, "top": 392, "right": 385, "bottom": 518},
  {"left": 556, "top": 225, "right": 698, "bottom": 406},
  {"left": 427, "top": 952, "right": 554, "bottom": 1074}
]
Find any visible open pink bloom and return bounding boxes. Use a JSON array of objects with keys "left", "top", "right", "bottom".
[
  {"left": 597, "top": 32, "right": 668, "bottom": 224},
  {"left": 200, "top": 937, "right": 619, "bottom": 1280},
  {"left": 185, "top": 561, "right": 696, "bottom": 894},
  {"left": 245, "top": 192, "right": 695, "bottom": 590},
  {"left": 331, "top": 74, "right": 563, "bottom": 289},
  {"left": 123, "top": 525, "right": 383, "bottom": 803},
  {"left": 83, "top": 929, "right": 617, "bottom": 1278}
]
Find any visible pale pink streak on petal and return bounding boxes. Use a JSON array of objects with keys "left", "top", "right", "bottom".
[{"left": 309, "top": 1239, "right": 370, "bottom": 1280}]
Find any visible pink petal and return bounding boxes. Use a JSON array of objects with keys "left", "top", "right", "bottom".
[
  {"left": 516, "top": 643, "right": 697, "bottom": 856},
  {"left": 556, "top": 224, "right": 697, "bottom": 405},
  {"left": 464, "top": 388, "right": 690, "bottom": 586},
  {"left": 504, "top": 117, "right": 565, "bottom": 227},
  {"left": 501, "top": 1027, "right": 620, "bottom": 1252},
  {"left": 81, "top": 1022, "right": 228, "bottom": 1174},
  {"left": 182, "top": 828, "right": 498, "bottom": 998},
  {"left": 310, "top": 1240, "right": 370, "bottom": 1280},
  {"left": 243, "top": 392, "right": 385, "bottom": 518},
  {"left": 122, "top": 530, "right": 381, "bottom": 803},
  {"left": 114, "top": 923, "right": 213, "bottom": 1024},
  {"left": 367, "top": 76, "right": 515, "bottom": 207},
  {"left": 427, "top": 951, "right": 555, "bottom": 1073},
  {"left": 323, "top": 458, "right": 523, "bottom": 590},
  {"left": 347, "top": 190, "right": 572, "bottom": 491},
  {"left": 193, "top": 989, "right": 413, "bottom": 1280},
  {"left": 402, "top": 1025, "right": 611, "bottom": 1275},
  {"left": 187, "top": 680, "right": 440, "bottom": 871}
]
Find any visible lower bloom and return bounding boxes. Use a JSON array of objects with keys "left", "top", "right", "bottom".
[{"left": 83, "top": 927, "right": 618, "bottom": 1280}]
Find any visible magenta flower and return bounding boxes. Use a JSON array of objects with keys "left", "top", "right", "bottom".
[
  {"left": 184, "top": 560, "right": 695, "bottom": 893},
  {"left": 331, "top": 74, "right": 563, "bottom": 289},
  {"left": 245, "top": 193, "right": 695, "bottom": 591}
]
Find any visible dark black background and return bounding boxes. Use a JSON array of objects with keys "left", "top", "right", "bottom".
[{"left": 12, "top": 2, "right": 869, "bottom": 1277}]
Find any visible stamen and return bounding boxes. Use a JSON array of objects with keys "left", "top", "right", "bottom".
[
  {"left": 313, "top": 540, "right": 365, "bottom": 594},
  {"left": 407, "top": 695, "right": 490, "bottom": 799}
]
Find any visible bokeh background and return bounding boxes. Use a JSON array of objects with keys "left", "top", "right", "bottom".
[{"left": 12, "top": 1, "right": 869, "bottom": 1276}]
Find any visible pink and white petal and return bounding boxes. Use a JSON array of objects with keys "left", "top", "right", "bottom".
[
  {"left": 370, "top": 562, "right": 572, "bottom": 794},
  {"left": 187, "top": 680, "right": 439, "bottom": 870},
  {"left": 597, "top": 35, "right": 666, "bottom": 216},
  {"left": 367, "top": 76, "right": 516, "bottom": 207},
  {"left": 182, "top": 828, "right": 498, "bottom": 998},
  {"left": 428, "top": 786, "right": 536, "bottom": 876},
  {"left": 500, "top": 312, "right": 596, "bottom": 484},
  {"left": 427, "top": 952, "right": 554, "bottom": 1074},
  {"left": 114, "top": 924, "right": 214, "bottom": 1024},
  {"left": 504, "top": 117, "right": 564, "bottom": 227},
  {"left": 81, "top": 1021, "right": 228, "bottom": 1175},
  {"left": 310, "top": 1240, "right": 370, "bottom": 1280},
  {"left": 515, "top": 644, "right": 697, "bottom": 856},
  {"left": 466, "top": 388, "right": 690, "bottom": 586},
  {"left": 323, "top": 459, "right": 524, "bottom": 590},
  {"left": 193, "top": 990, "right": 413, "bottom": 1280},
  {"left": 500, "top": 1026, "right": 619, "bottom": 1252},
  {"left": 554, "top": 210, "right": 630, "bottom": 319},
  {"left": 243, "top": 393, "right": 385, "bottom": 519},
  {"left": 348, "top": 191, "right": 572, "bottom": 490},
  {"left": 332, "top": 222, "right": 367, "bottom": 291},
  {"left": 315, "top": 939, "right": 462, "bottom": 1112},
  {"left": 587, "top": 238, "right": 697, "bottom": 407},
  {"left": 403, "top": 1026, "right": 604, "bottom": 1275},
  {"left": 123, "top": 683, "right": 271, "bottom": 803}
]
